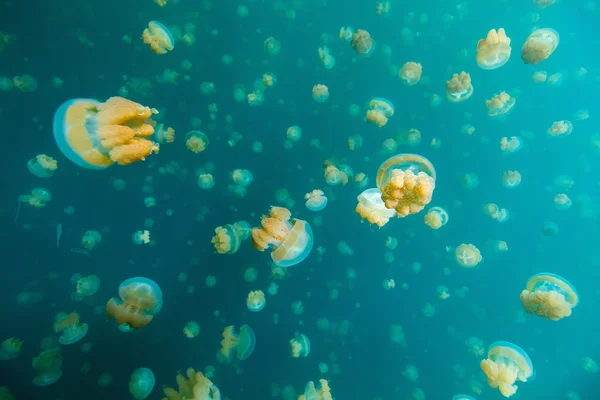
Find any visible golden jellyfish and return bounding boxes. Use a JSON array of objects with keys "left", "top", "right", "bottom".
[
  {"left": 483, "top": 203, "right": 510, "bottom": 223},
  {"left": 106, "top": 277, "right": 163, "bottom": 332},
  {"left": 376, "top": 1, "right": 390, "bottom": 15},
  {"left": 547, "top": 120, "right": 573, "bottom": 136},
  {"left": 480, "top": 341, "right": 534, "bottom": 397},
  {"left": 183, "top": 321, "right": 200, "bottom": 338},
  {"left": 317, "top": 46, "right": 336, "bottom": 69},
  {"left": 154, "top": 124, "right": 175, "bottom": 144},
  {"left": 264, "top": 36, "right": 281, "bottom": 56},
  {"left": 354, "top": 172, "right": 369, "bottom": 188},
  {"left": 161, "top": 368, "right": 221, "bottom": 400},
  {"left": 211, "top": 221, "right": 251, "bottom": 255},
  {"left": 500, "top": 136, "right": 522, "bottom": 153},
  {"left": 287, "top": 125, "right": 302, "bottom": 142},
  {"left": 376, "top": 154, "right": 436, "bottom": 217},
  {"left": 350, "top": 29, "right": 375, "bottom": 57},
  {"left": 534, "top": 0, "right": 557, "bottom": 8},
  {"left": 27, "top": 154, "right": 57, "bottom": 178},
  {"left": 53, "top": 312, "right": 88, "bottom": 345},
  {"left": 262, "top": 73, "right": 277, "bottom": 87},
  {"left": 198, "top": 173, "right": 215, "bottom": 190},
  {"left": 185, "top": 131, "right": 209, "bottom": 153},
  {"left": 132, "top": 230, "right": 151, "bottom": 245},
  {"left": 347, "top": 134, "right": 363, "bottom": 151},
  {"left": 356, "top": 188, "right": 397, "bottom": 227},
  {"left": 220, "top": 324, "right": 256, "bottom": 361},
  {"left": 32, "top": 344, "right": 63, "bottom": 386},
  {"left": 18, "top": 187, "right": 52, "bottom": 208},
  {"left": 251, "top": 207, "right": 314, "bottom": 267},
  {"left": 501, "top": 170, "right": 522, "bottom": 188},
  {"left": 298, "top": 379, "right": 332, "bottom": 400},
  {"left": 532, "top": 71, "right": 547, "bottom": 83},
  {"left": 246, "top": 290, "right": 266, "bottom": 312},
  {"left": 455, "top": 243, "right": 483, "bottom": 267},
  {"left": 476, "top": 28, "right": 511, "bottom": 70},
  {"left": 312, "top": 84, "right": 329, "bottom": 103},
  {"left": 53, "top": 97, "right": 160, "bottom": 169},
  {"left": 521, "top": 29, "right": 559, "bottom": 65},
  {"left": 554, "top": 193, "right": 572, "bottom": 209},
  {"left": 486, "top": 92, "right": 515, "bottom": 117},
  {"left": 142, "top": 21, "right": 174, "bottom": 54},
  {"left": 305, "top": 189, "right": 328, "bottom": 212},
  {"left": 520, "top": 273, "right": 579, "bottom": 321},
  {"left": 231, "top": 169, "right": 254, "bottom": 187},
  {"left": 424, "top": 206, "right": 449, "bottom": 229},
  {"left": 399, "top": 62, "right": 422, "bottom": 86},
  {"left": 290, "top": 333, "right": 311, "bottom": 358},
  {"left": 446, "top": 72, "right": 473, "bottom": 102},
  {"left": 366, "top": 98, "right": 394, "bottom": 128},
  {"left": 0, "top": 338, "right": 23, "bottom": 360},
  {"left": 339, "top": 26, "right": 354, "bottom": 42}
]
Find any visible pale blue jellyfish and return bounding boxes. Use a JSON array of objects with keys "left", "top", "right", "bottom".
[{"left": 129, "top": 368, "right": 155, "bottom": 400}]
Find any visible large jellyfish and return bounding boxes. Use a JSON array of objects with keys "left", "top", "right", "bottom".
[
  {"left": 520, "top": 273, "right": 579, "bottom": 321},
  {"left": 251, "top": 207, "right": 313, "bottom": 267},
  {"left": 476, "top": 28, "right": 511, "bottom": 70},
  {"left": 211, "top": 221, "right": 251, "bottom": 255},
  {"left": 129, "top": 368, "right": 155, "bottom": 400},
  {"left": 366, "top": 98, "right": 394, "bottom": 127},
  {"left": 446, "top": 72, "right": 473, "bottom": 102},
  {"left": 106, "top": 277, "right": 163, "bottom": 331},
  {"left": 521, "top": 29, "right": 559, "bottom": 65},
  {"left": 220, "top": 324, "right": 256, "bottom": 361},
  {"left": 355, "top": 188, "right": 397, "bottom": 227},
  {"left": 53, "top": 312, "right": 88, "bottom": 345},
  {"left": 480, "top": 341, "right": 534, "bottom": 397},
  {"left": 162, "top": 368, "right": 221, "bottom": 400},
  {"left": 376, "top": 154, "right": 436, "bottom": 217},
  {"left": 142, "top": 21, "right": 174, "bottom": 54},
  {"left": 53, "top": 97, "right": 160, "bottom": 169},
  {"left": 350, "top": 29, "right": 375, "bottom": 56}
]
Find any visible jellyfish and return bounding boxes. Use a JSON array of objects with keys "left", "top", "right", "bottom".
[
  {"left": 32, "top": 345, "right": 63, "bottom": 386},
  {"left": 298, "top": 379, "right": 332, "bottom": 400},
  {"left": 183, "top": 321, "right": 200, "bottom": 338},
  {"left": 246, "top": 290, "right": 266, "bottom": 312},
  {"left": 521, "top": 29, "right": 559, "bottom": 65},
  {"left": 231, "top": 169, "right": 253, "bottom": 186},
  {"left": 305, "top": 189, "right": 328, "bottom": 212},
  {"left": 351, "top": 29, "right": 375, "bottom": 56},
  {"left": 27, "top": 154, "right": 57, "bottom": 178},
  {"left": 211, "top": 222, "right": 251, "bottom": 254},
  {"left": 53, "top": 312, "right": 88, "bottom": 345},
  {"left": 501, "top": 171, "right": 521, "bottom": 188},
  {"left": 534, "top": 0, "right": 556, "bottom": 7},
  {"left": 500, "top": 136, "right": 522, "bottom": 153},
  {"left": 446, "top": 72, "right": 473, "bottom": 102},
  {"left": 476, "top": 28, "right": 511, "bottom": 70},
  {"left": 402, "top": 365, "right": 419, "bottom": 381},
  {"left": 0, "top": 338, "right": 23, "bottom": 360},
  {"left": 480, "top": 341, "right": 534, "bottom": 397},
  {"left": 81, "top": 230, "right": 102, "bottom": 250},
  {"left": 547, "top": 120, "right": 573, "bottom": 136},
  {"left": 13, "top": 75, "right": 38, "bottom": 92},
  {"left": 424, "top": 206, "right": 448, "bottom": 229},
  {"left": 162, "top": 368, "right": 221, "bottom": 400},
  {"left": 366, "top": 98, "right": 394, "bottom": 128},
  {"left": 455, "top": 244, "right": 483, "bottom": 267},
  {"left": 154, "top": 124, "right": 175, "bottom": 144},
  {"left": 399, "top": 62, "right": 422, "bottom": 86},
  {"left": 286, "top": 125, "right": 302, "bottom": 142},
  {"left": 106, "top": 277, "right": 163, "bottom": 331},
  {"left": 581, "top": 357, "right": 599, "bottom": 373},
  {"left": 520, "top": 273, "right": 579, "bottom": 321},
  {"left": 465, "top": 337, "right": 485, "bottom": 357},
  {"left": 532, "top": 71, "right": 547, "bottom": 83},
  {"left": 198, "top": 173, "right": 215, "bottom": 189},
  {"left": 554, "top": 193, "right": 572, "bottom": 209},
  {"left": 339, "top": 26, "right": 354, "bottom": 41},
  {"left": 186, "top": 131, "right": 209, "bottom": 153},
  {"left": 251, "top": 207, "right": 314, "bottom": 267},
  {"left": 262, "top": 73, "right": 277, "bottom": 87},
  {"left": 129, "top": 368, "right": 155, "bottom": 400},
  {"left": 486, "top": 92, "right": 515, "bottom": 117},
  {"left": 290, "top": 333, "right": 311, "bottom": 358},
  {"left": 354, "top": 172, "right": 369, "bottom": 188},
  {"left": 483, "top": 203, "right": 509, "bottom": 223},
  {"left": 355, "top": 188, "right": 397, "bottom": 227},
  {"left": 220, "top": 324, "right": 256, "bottom": 361},
  {"left": 264, "top": 36, "right": 281, "bottom": 56},
  {"left": 376, "top": 154, "right": 436, "bottom": 217},
  {"left": 452, "top": 395, "right": 476, "bottom": 400},
  {"left": 142, "top": 21, "right": 174, "bottom": 54},
  {"left": 18, "top": 188, "right": 52, "bottom": 208},
  {"left": 317, "top": 46, "right": 336, "bottom": 69},
  {"left": 53, "top": 97, "right": 160, "bottom": 169},
  {"left": 132, "top": 230, "right": 151, "bottom": 245},
  {"left": 312, "top": 84, "right": 330, "bottom": 103}
]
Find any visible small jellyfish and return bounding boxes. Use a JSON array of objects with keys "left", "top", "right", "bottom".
[
  {"left": 356, "top": 188, "right": 397, "bottom": 227},
  {"left": 351, "top": 29, "right": 375, "bottom": 57},
  {"left": 264, "top": 36, "right": 281, "bottom": 56},
  {"left": 366, "top": 98, "right": 394, "bottom": 128},
  {"left": 71, "top": 275, "right": 100, "bottom": 301},
  {"left": 305, "top": 189, "right": 328, "bottom": 212},
  {"left": 82, "top": 230, "right": 102, "bottom": 250},
  {"left": 465, "top": 337, "right": 485, "bottom": 357},
  {"left": 376, "top": 154, "right": 436, "bottom": 217},
  {"left": 19, "top": 188, "right": 52, "bottom": 208},
  {"left": 486, "top": 92, "right": 515, "bottom": 117},
  {"left": 198, "top": 173, "right": 215, "bottom": 190},
  {"left": 446, "top": 72, "right": 474, "bottom": 102},
  {"left": 554, "top": 193, "right": 572, "bottom": 210},
  {"left": 220, "top": 324, "right": 256, "bottom": 361},
  {"left": 480, "top": 341, "right": 534, "bottom": 397},
  {"left": 317, "top": 46, "right": 336, "bottom": 69},
  {"left": 162, "top": 368, "right": 220, "bottom": 400},
  {"left": 13, "top": 75, "right": 38, "bottom": 92},
  {"left": 312, "top": 84, "right": 329, "bottom": 103},
  {"left": 53, "top": 97, "right": 159, "bottom": 169},
  {"left": 211, "top": 222, "right": 250, "bottom": 254},
  {"left": 154, "top": 124, "right": 175, "bottom": 144},
  {"left": 142, "top": 21, "right": 174, "bottom": 54},
  {"left": 581, "top": 357, "right": 598, "bottom": 373},
  {"left": 500, "top": 136, "right": 522, "bottom": 153},
  {"left": 547, "top": 120, "right": 573, "bottom": 136},
  {"left": 32, "top": 345, "right": 63, "bottom": 386},
  {"left": 0, "top": 337, "right": 23, "bottom": 360},
  {"left": 532, "top": 71, "right": 547, "bottom": 83},
  {"left": 231, "top": 169, "right": 253, "bottom": 186},
  {"left": 339, "top": 26, "right": 354, "bottom": 41},
  {"left": 534, "top": 0, "right": 557, "bottom": 7},
  {"left": 399, "top": 62, "right": 422, "bottom": 86},
  {"left": 251, "top": 207, "right": 314, "bottom": 267},
  {"left": 53, "top": 312, "right": 88, "bottom": 345},
  {"left": 262, "top": 73, "right": 277, "bottom": 87},
  {"left": 501, "top": 170, "right": 521, "bottom": 188},
  {"left": 129, "top": 368, "right": 155, "bottom": 400},
  {"left": 455, "top": 244, "right": 483, "bottom": 267},
  {"left": 185, "top": 131, "right": 209, "bottom": 153},
  {"left": 452, "top": 395, "right": 476, "bottom": 400},
  {"left": 106, "top": 277, "right": 163, "bottom": 331},
  {"left": 423, "top": 206, "right": 449, "bottom": 229},
  {"left": 402, "top": 365, "right": 419, "bottom": 381},
  {"left": 476, "top": 28, "right": 511, "bottom": 70},
  {"left": 521, "top": 29, "right": 559, "bottom": 65},
  {"left": 290, "top": 333, "right": 310, "bottom": 358},
  {"left": 247, "top": 290, "right": 266, "bottom": 312},
  {"left": 298, "top": 379, "right": 332, "bottom": 400},
  {"left": 286, "top": 125, "right": 302, "bottom": 142},
  {"left": 132, "top": 230, "right": 151, "bottom": 245},
  {"left": 27, "top": 154, "right": 57, "bottom": 178},
  {"left": 520, "top": 273, "right": 579, "bottom": 321},
  {"left": 183, "top": 321, "right": 200, "bottom": 338}
]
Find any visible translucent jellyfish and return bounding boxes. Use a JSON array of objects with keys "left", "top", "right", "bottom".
[
  {"left": 142, "top": 21, "right": 174, "bottom": 54},
  {"left": 446, "top": 72, "right": 474, "bottom": 102},
  {"left": 521, "top": 29, "right": 559, "bottom": 65},
  {"left": 534, "top": 0, "right": 556, "bottom": 8},
  {"left": 455, "top": 244, "right": 483, "bottom": 267},
  {"left": 262, "top": 73, "right": 277, "bottom": 87},
  {"left": 317, "top": 46, "right": 336, "bottom": 69},
  {"left": 231, "top": 169, "right": 253, "bottom": 186},
  {"left": 154, "top": 124, "right": 175, "bottom": 144},
  {"left": 286, "top": 125, "right": 302, "bottom": 142},
  {"left": 198, "top": 173, "right": 215, "bottom": 190},
  {"left": 476, "top": 28, "right": 511, "bottom": 70},
  {"left": 251, "top": 207, "right": 314, "bottom": 267},
  {"left": 486, "top": 92, "right": 515, "bottom": 117},
  {"left": 27, "top": 154, "right": 57, "bottom": 178},
  {"left": 520, "top": 273, "right": 579, "bottom": 321},
  {"left": 290, "top": 333, "right": 311, "bottom": 358},
  {"left": 132, "top": 230, "right": 151, "bottom": 245},
  {"left": 356, "top": 188, "right": 397, "bottom": 227},
  {"left": 452, "top": 395, "right": 476, "bottom": 400},
  {"left": 339, "top": 26, "right": 354, "bottom": 42},
  {"left": 247, "top": 290, "right": 266, "bottom": 312},
  {"left": 554, "top": 193, "right": 572, "bottom": 209},
  {"left": 351, "top": 29, "right": 375, "bottom": 57},
  {"left": 354, "top": 173, "right": 369, "bottom": 188},
  {"left": 53, "top": 312, "right": 88, "bottom": 345},
  {"left": 547, "top": 120, "right": 573, "bottom": 136},
  {"left": 186, "top": 131, "right": 209, "bottom": 153},
  {"left": 423, "top": 206, "right": 448, "bottom": 229},
  {"left": 501, "top": 170, "right": 521, "bottom": 188},
  {"left": 402, "top": 365, "right": 419, "bottom": 381},
  {"left": 376, "top": 154, "right": 436, "bottom": 217},
  {"left": 162, "top": 368, "right": 221, "bottom": 400},
  {"left": 305, "top": 189, "right": 328, "bottom": 212},
  {"left": 264, "top": 36, "right": 281, "bottom": 56},
  {"left": 312, "top": 84, "right": 329, "bottom": 103},
  {"left": 53, "top": 97, "right": 160, "bottom": 169},
  {"left": 483, "top": 203, "right": 509, "bottom": 223},
  {"left": 532, "top": 71, "right": 547, "bottom": 83},
  {"left": 13, "top": 75, "right": 38, "bottom": 92},
  {"left": 129, "top": 368, "right": 155, "bottom": 400},
  {"left": 211, "top": 221, "right": 250, "bottom": 254},
  {"left": 581, "top": 357, "right": 598, "bottom": 373},
  {"left": 465, "top": 337, "right": 485, "bottom": 357},
  {"left": 500, "top": 136, "right": 522, "bottom": 153},
  {"left": 106, "top": 277, "right": 163, "bottom": 331},
  {"left": 366, "top": 98, "right": 394, "bottom": 128},
  {"left": 82, "top": 230, "right": 102, "bottom": 250},
  {"left": 298, "top": 379, "right": 332, "bottom": 400},
  {"left": 399, "top": 62, "right": 422, "bottom": 86},
  {"left": 220, "top": 324, "right": 256, "bottom": 361},
  {"left": 480, "top": 341, "right": 534, "bottom": 397},
  {"left": 32, "top": 345, "right": 63, "bottom": 386},
  {"left": 0, "top": 338, "right": 23, "bottom": 360},
  {"left": 19, "top": 188, "right": 52, "bottom": 208},
  {"left": 183, "top": 321, "right": 200, "bottom": 338}
]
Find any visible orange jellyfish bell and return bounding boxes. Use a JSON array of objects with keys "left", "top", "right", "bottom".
[{"left": 106, "top": 277, "right": 163, "bottom": 331}]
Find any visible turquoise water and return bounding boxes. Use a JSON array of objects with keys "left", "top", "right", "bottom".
[{"left": 1, "top": 0, "right": 599, "bottom": 399}]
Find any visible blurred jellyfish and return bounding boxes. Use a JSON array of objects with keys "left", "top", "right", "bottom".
[
  {"left": 402, "top": 365, "right": 419, "bottom": 381},
  {"left": 312, "top": 84, "right": 329, "bottom": 103},
  {"left": 465, "top": 337, "right": 485, "bottom": 357},
  {"left": 318, "top": 46, "right": 336, "bottom": 69},
  {"left": 129, "top": 368, "right": 155, "bottom": 400},
  {"left": 520, "top": 273, "right": 579, "bottom": 321},
  {"left": 298, "top": 379, "right": 332, "bottom": 400},
  {"left": 452, "top": 395, "right": 476, "bottom": 400},
  {"left": 534, "top": 0, "right": 556, "bottom": 7},
  {"left": 82, "top": 230, "right": 102, "bottom": 250},
  {"left": 19, "top": 188, "right": 52, "bottom": 208},
  {"left": 183, "top": 321, "right": 200, "bottom": 338},
  {"left": 476, "top": 28, "right": 511, "bottom": 70},
  {"left": 0, "top": 338, "right": 23, "bottom": 360},
  {"left": 220, "top": 324, "right": 256, "bottom": 361},
  {"left": 554, "top": 193, "right": 572, "bottom": 210},
  {"left": 366, "top": 98, "right": 394, "bottom": 127},
  {"left": 354, "top": 172, "right": 369, "bottom": 188},
  {"left": 350, "top": 29, "right": 375, "bottom": 56},
  {"left": 348, "top": 134, "right": 363, "bottom": 151},
  {"left": 264, "top": 36, "right": 281, "bottom": 56},
  {"left": 286, "top": 125, "right": 302, "bottom": 142},
  {"left": 581, "top": 357, "right": 598, "bottom": 373},
  {"left": 106, "top": 277, "right": 163, "bottom": 331},
  {"left": 547, "top": 120, "right": 572, "bottom": 136},
  {"left": 382, "top": 279, "right": 395, "bottom": 290},
  {"left": 132, "top": 230, "right": 151, "bottom": 245},
  {"left": 521, "top": 29, "right": 559, "bottom": 64},
  {"left": 446, "top": 72, "right": 473, "bottom": 102},
  {"left": 486, "top": 92, "right": 515, "bottom": 117},
  {"left": 53, "top": 312, "right": 88, "bottom": 344},
  {"left": 455, "top": 244, "right": 483, "bottom": 267},
  {"left": 532, "top": 71, "right": 547, "bottom": 83},
  {"left": 154, "top": 124, "right": 175, "bottom": 144},
  {"left": 399, "top": 62, "right": 422, "bottom": 86},
  {"left": 211, "top": 221, "right": 250, "bottom": 254},
  {"left": 198, "top": 173, "right": 215, "bottom": 190},
  {"left": 424, "top": 206, "right": 449, "bottom": 229},
  {"left": 501, "top": 170, "right": 521, "bottom": 188},
  {"left": 339, "top": 26, "right": 354, "bottom": 41},
  {"left": 355, "top": 188, "right": 397, "bottom": 227},
  {"left": 480, "top": 341, "right": 534, "bottom": 397},
  {"left": 376, "top": 1, "right": 390, "bottom": 15},
  {"left": 32, "top": 343, "right": 63, "bottom": 386},
  {"left": 500, "top": 136, "right": 522, "bottom": 153},
  {"left": 305, "top": 190, "right": 328, "bottom": 212},
  {"left": 142, "top": 21, "right": 174, "bottom": 54},
  {"left": 162, "top": 368, "right": 220, "bottom": 400},
  {"left": 27, "top": 154, "right": 57, "bottom": 178},
  {"left": 231, "top": 169, "right": 253, "bottom": 186},
  {"left": 247, "top": 290, "right": 266, "bottom": 312},
  {"left": 186, "top": 131, "right": 209, "bottom": 153},
  {"left": 13, "top": 75, "right": 38, "bottom": 92},
  {"left": 290, "top": 333, "right": 311, "bottom": 358},
  {"left": 262, "top": 73, "right": 277, "bottom": 87},
  {"left": 483, "top": 203, "right": 509, "bottom": 223}
]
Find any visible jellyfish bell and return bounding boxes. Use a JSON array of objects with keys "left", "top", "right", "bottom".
[
  {"left": 520, "top": 273, "right": 579, "bottom": 320},
  {"left": 351, "top": 29, "right": 376, "bottom": 57},
  {"left": 290, "top": 333, "right": 311, "bottom": 358},
  {"left": 220, "top": 324, "right": 256, "bottom": 361},
  {"left": 486, "top": 92, "right": 515, "bottom": 117},
  {"left": 246, "top": 290, "right": 266, "bottom": 312},
  {"left": 521, "top": 28, "right": 559, "bottom": 65},
  {"left": 106, "top": 277, "right": 163, "bottom": 331},
  {"left": 129, "top": 368, "right": 155, "bottom": 400},
  {"left": 476, "top": 28, "right": 512, "bottom": 70},
  {"left": 27, "top": 154, "right": 57, "bottom": 178},
  {"left": 446, "top": 72, "right": 474, "bottom": 102},
  {"left": 480, "top": 341, "right": 534, "bottom": 397}
]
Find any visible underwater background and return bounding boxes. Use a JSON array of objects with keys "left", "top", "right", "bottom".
[{"left": 0, "top": 0, "right": 599, "bottom": 399}]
